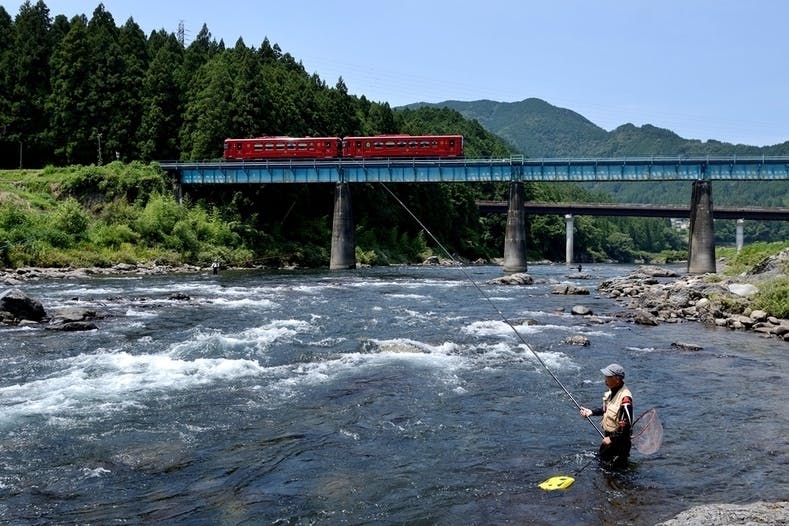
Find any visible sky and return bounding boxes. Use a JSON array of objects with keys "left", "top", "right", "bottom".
[{"left": 9, "top": 0, "right": 789, "bottom": 146}]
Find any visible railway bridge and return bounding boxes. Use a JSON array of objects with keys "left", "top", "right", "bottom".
[{"left": 159, "top": 155, "right": 789, "bottom": 274}]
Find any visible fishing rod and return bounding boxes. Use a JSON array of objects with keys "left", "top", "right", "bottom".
[{"left": 379, "top": 183, "right": 604, "bottom": 439}]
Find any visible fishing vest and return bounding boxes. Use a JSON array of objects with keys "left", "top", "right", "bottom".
[{"left": 601, "top": 385, "right": 632, "bottom": 433}]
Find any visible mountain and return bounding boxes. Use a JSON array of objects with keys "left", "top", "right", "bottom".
[
  {"left": 405, "top": 98, "right": 789, "bottom": 158},
  {"left": 404, "top": 98, "right": 789, "bottom": 213},
  {"left": 406, "top": 98, "right": 606, "bottom": 157}
]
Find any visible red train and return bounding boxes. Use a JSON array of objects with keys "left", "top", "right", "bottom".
[{"left": 223, "top": 134, "right": 464, "bottom": 160}]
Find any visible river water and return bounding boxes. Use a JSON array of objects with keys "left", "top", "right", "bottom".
[{"left": 0, "top": 264, "right": 786, "bottom": 525}]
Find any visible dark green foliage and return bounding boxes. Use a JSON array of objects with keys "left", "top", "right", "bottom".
[{"left": 6, "top": 0, "right": 53, "bottom": 167}]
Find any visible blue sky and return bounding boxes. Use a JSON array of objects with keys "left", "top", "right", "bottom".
[{"left": 11, "top": 0, "right": 789, "bottom": 146}]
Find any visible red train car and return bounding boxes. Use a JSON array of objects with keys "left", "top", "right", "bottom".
[
  {"left": 224, "top": 136, "right": 342, "bottom": 160},
  {"left": 342, "top": 134, "right": 464, "bottom": 158}
]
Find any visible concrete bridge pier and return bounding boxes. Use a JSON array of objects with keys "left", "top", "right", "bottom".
[
  {"left": 503, "top": 182, "right": 528, "bottom": 273},
  {"left": 736, "top": 218, "right": 745, "bottom": 252},
  {"left": 329, "top": 182, "right": 356, "bottom": 270},
  {"left": 687, "top": 180, "right": 716, "bottom": 274},
  {"left": 565, "top": 214, "right": 574, "bottom": 265}
]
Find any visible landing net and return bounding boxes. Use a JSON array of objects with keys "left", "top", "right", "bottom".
[{"left": 631, "top": 408, "right": 663, "bottom": 455}]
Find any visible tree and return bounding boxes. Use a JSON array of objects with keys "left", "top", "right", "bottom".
[
  {"left": 226, "top": 38, "right": 269, "bottom": 138},
  {"left": 7, "top": 0, "right": 52, "bottom": 167},
  {"left": 0, "top": 6, "right": 13, "bottom": 165},
  {"left": 138, "top": 33, "right": 183, "bottom": 160},
  {"left": 180, "top": 55, "right": 235, "bottom": 159},
  {"left": 85, "top": 4, "right": 125, "bottom": 164},
  {"left": 116, "top": 17, "right": 149, "bottom": 160},
  {"left": 48, "top": 14, "right": 92, "bottom": 164}
]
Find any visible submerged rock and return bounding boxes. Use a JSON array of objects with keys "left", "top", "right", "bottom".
[{"left": 562, "top": 335, "right": 590, "bottom": 346}]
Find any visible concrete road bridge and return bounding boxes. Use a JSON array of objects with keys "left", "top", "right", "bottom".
[{"left": 159, "top": 156, "right": 789, "bottom": 273}]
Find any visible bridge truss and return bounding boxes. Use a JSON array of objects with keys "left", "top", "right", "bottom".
[{"left": 160, "top": 155, "right": 789, "bottom": 184}]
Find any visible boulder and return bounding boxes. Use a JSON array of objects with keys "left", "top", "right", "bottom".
[
  {"left": 728, "top": 283, "right": 759, "bottom": 297},
  {"left": 551, "top": 284, "right": 590, "bottom": 295},
  {"left": 0, "top": 288, "right": 46, "bottom": 321},
  {"left": 749, "top": 310, "right": 768, "bottom": 322},
  {"left": 633, "top": 310, "right": 659, "bottom": 326},
  {"left": 571, "top": 305, "right": 592, "bottom": 316},
  {"left": 487, "top": 273, "right": 534, "bottom": 285},
  {"left": 562, "top": 335, "right": 590, "bottom": 346},
  {"left": 48, "top": 321, "right": 99, "bottom": 331},
  {"left": 50, "top": 307, "right": 100, "bottom": 323}
]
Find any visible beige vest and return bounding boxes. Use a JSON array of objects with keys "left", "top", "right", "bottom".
[{"left": 601, "top": 385, "right": 632, "bottom": 433}]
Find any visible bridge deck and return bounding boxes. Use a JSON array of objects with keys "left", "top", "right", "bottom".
[
  {"left": 159, "top": 155, "right": 789, "bottom": 184},
  {"left": 476, "top": 201, "right": 789, "bottom": 220}
]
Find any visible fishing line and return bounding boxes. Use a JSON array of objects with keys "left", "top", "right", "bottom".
[{"left": 378, "top": 182, "right": 604, "bottom": 439}]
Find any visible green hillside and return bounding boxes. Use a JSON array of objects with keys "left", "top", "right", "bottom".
[
  {"left": 411, "top": 98, "right": 789, "bottom": 157},
  {"left": 411, "top": 98, "right": 789, "bottom": 243}
]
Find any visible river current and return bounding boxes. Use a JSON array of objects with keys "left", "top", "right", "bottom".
[{"left": 0, "top": 264, "right": 786, "bottom": 525}]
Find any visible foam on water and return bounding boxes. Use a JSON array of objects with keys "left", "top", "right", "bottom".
[
  {"left": 168, "top": 319, "right": 316, "bottom": 360},
  {"left": 0, "top": 350, "right": 266, "bottom": 424}
]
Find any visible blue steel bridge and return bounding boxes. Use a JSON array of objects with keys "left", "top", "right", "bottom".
[
  {"left": 159, "top": 156, "right": 789, "bottom": 273},
  {"left": 160, "top": 155, "right": 789, "bottom": 184}
]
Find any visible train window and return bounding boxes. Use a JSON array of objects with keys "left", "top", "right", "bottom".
[
  {"left": 409, "top": 141, "right": 417, "bottom": 147},
  {"left": 276, "top": 144, "right": 285, "bottom": 150},
  {"left": 449, "top": 139, "right": 455, "bottom": 147},
  {"left": 297, "top": 143, "right": 307, "bottom": 149},
  {"left": 362, "top": 141, "right": 368, "bottom": 148},
  {"left": 236, "top": 143, "right": 243, "bottom": 150},
  {"left": 265, "top": 144, "right": 274, "bottom": 150},
  {"left": 254, "top": 143, "right": 263, "bottom": 150}
]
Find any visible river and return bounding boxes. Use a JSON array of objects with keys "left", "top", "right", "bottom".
[{"left": 0, "top": 264, "right": 786, "bottom": 525}]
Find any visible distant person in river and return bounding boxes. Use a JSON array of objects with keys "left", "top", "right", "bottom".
[{"left": 579, "top": 363, "right": 633, "bottom": 470}]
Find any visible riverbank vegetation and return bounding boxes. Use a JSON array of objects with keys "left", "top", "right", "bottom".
[
  {"left": 0, "top": 162, "right": 688, "bottom": 269},
  {"left": 717, "top": 242, "right": 789, "bottom": 318}
]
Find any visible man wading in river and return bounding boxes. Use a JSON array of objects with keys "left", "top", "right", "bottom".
[{"left": 579, "top": 363, "right": 633, "bottom": 470}]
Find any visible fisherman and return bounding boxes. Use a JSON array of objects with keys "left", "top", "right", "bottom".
[{"left": 579, "top": 363, "right": 633, "bottom": 470}]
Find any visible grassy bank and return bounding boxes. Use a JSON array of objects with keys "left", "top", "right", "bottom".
[
  {"left": 0, "top": 163, "right": 254, "bottom": 268},
  {"left": 717, "top": 242, "right": 789, "bottom": 318}
]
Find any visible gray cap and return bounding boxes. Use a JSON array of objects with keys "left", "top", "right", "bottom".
[{"left": 600, "top": 363, "right": 625, "bottom": 378}]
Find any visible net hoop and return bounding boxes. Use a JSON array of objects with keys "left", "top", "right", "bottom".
[{"left": 631, "top": 407, "right": 663, "bottom": 455}]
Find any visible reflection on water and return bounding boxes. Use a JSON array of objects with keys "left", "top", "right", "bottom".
[{"left": 0, "top": 264, "right": 786, "bottom": 524}]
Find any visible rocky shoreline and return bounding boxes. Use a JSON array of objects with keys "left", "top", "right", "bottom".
[
  {"left": 0, "top": 262, "right": 205, "bottom": 285},
  {"left": 599, "top": 264, "right": 789, "bottom": 342},
  {"left": 655, "top": 501, "right": 788, "bottom": 526}
]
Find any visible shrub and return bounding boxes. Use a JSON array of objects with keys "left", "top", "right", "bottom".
[
  {"left": 54, "top": 198, "right": 90, "bottom": 239},
  {"left": 753, "top": 276, "right": 789, "bottom": 318},
  {"left": 134, "top": 193, "right": 182, "bottom": 244}
]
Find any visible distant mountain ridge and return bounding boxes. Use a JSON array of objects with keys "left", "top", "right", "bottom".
[{"left": 405, "top": 98, "right": 789, "bottom": 157}]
